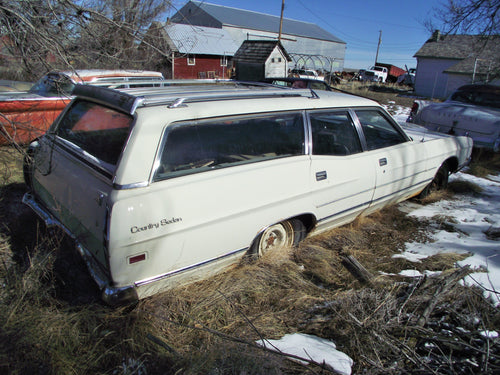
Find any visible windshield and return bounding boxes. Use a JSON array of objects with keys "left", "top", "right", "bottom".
[{"left": 29, "top": 73, "right": 75, "bottom": 97}]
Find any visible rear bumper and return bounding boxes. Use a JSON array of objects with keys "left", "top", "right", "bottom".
[{"left": 22, "top": 192, "right": 138, "bottom": 305}]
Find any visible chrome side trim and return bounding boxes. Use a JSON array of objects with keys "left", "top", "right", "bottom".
[
  {"left": 113, "top": 181, "right": 149, "bottom": 190},
  {"left": 134, "top": 247, "right": 248, "bottom": 288},
  {"left": 22, "top": 193, "right": 60, "bottom": 228}
]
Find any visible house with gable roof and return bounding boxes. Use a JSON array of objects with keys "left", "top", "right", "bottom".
[
  {"left": 146, "top": 21, "right": 239, "bottom": 79},
  {"left": 233, "top": 40, "right": 291, "bottom": 81},
  {"left": 414, "top": 31, "right": 500, "bottom": 99},
  {"left": 170, "top": 1, "right": 346, "bottom": 73}
]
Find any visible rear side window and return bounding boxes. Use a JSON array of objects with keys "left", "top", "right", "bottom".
[
  {"left": 55, "top": 100, "right": 133, "bottom": 166},
  {"left": 154, "top": 112, "right": 304, "bottom": 181},
  {"left": 310, "top": 111, "right": 362, "bottom": 155},
  {"left": 355, "top": 109, "right": 407, "bottom": 150}
]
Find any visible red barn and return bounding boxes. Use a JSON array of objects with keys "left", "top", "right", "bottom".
[{"left": 156, "top": 22, "right": 239, "bottom": 79}]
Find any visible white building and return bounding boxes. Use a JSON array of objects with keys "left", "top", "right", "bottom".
[
  {"left": 170, "top": 1, "right": 346, "bottom": 72},
  {"left": 414, "top": 31, "right": 500, "bottom": 99}
]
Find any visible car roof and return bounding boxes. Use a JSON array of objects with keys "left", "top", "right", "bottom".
[
  {"left": 55, "top": 69, "right": 164, "bottom": 83},
  {"left": 455, "top": 84, "right": 500, "bottom": 94},
  {"left": 72, "top": 81, "right": 379, "bottom": 117}
]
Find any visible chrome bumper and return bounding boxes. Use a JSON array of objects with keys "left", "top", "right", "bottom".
[{"left": 22, "top": 192, "right": 138, "bottom": 305}]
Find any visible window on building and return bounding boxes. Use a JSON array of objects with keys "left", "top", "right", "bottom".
[
  {"left": 187, "top": 56, "right": 195, "bottom": 65},
  {"left": 220, "top": 56, "right": 227, "bottom": 66}
]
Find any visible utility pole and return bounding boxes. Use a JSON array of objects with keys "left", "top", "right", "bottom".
[
  {"left": 278, "top": 0, "right": 285, "bottom": 41},
  {"left": 375, "top": 30, "right": 382, "bottom": 65}
]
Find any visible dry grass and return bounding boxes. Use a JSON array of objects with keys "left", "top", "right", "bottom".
[
  {"left": 0, "top": 139, "right": 499, "bottom": 374},
  {"left": 467, "top": 149, "right": 500, "bottom": 177},
  {"left": 335, "top": 81, "right": 417, "bottom": 109}
]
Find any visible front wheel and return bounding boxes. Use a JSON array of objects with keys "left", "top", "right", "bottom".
[
  {"left": 418, "top": 163, "right": 449, "bottom": 198},
  {"left": 252, "top": 219, "right": 306, "bottom": 258}
]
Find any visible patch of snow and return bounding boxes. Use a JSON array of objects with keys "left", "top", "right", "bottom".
[
  {"left": 398, "top": 270, "right": 442, "bottom": 277},
  {"left": 384, "top": 104, "right": 410, "bottom": 123},
  {"left": 479, "top": 330, "right": 499, "bottom": 339},
  {"left": 393, "top": 251, "right": 429, "bottom": 262},
  {"left": 396, "top": 171, "right": 500, "bottom": 305},
  {"left": 257, "top": 333, "right": 353, "bottom": 375},
  {"left": 399, "top": 269, "right": 423, "bottom": 277}
]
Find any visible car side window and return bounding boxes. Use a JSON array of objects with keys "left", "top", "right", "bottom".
[
  {"left": 355, "top": 109, "right": 407, "bottom": 150},
  {"left": 310, "top": 111, "right": 362, "bottom": 156},
  {"left": 154, "top": 112, "right": 305, "bottom": 181}
]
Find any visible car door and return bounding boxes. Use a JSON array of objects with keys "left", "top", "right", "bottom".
[
  {"left": 353, "top": 109, "right": 429, "bottom": 213},
  {"left": 308, "top": 109, "right": 376, "bottom": 231}
]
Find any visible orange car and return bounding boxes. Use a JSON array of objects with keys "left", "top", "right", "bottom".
[{"left": 0, "top": 69, "right": 163, "bottom": 145}]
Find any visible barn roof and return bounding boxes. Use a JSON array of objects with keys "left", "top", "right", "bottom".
[
  {"left": 414, "top": 32, "right": 500, "bottom": 75},
  {"left": 161, "top": 23, "right": 239, "bottom": 56},
  {"left": 171, "top": 1, "right": 345, "bottom": 44},
  {"left": 233, "top": 40, "right": 292, "bottom": 63}
]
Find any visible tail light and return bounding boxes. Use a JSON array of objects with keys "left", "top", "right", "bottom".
[{"left": 410, "top": 102, "right": 419, "bottom": 116}]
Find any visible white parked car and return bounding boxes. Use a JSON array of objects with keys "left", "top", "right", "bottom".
[
  {"left": 407, "top": 84, "right": 500, "bottom": 152},
  {"left": 23, "top": 82, "right": 473, "bottom": 304},
  {"left": 290, "top": 69, "right": 324, "bottom": 81}
]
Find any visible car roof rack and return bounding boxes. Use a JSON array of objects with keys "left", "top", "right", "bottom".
[{"left": 72, "top": 82, "right": 319, "bottom": 115}]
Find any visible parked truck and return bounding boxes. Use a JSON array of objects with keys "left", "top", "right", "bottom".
[{"left": 363, "top": 63, "right": 406, "bottom": 83}]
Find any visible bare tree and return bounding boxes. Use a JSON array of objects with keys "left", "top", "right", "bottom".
[
  {"left": 426, "top": 0, "right": 500, "bottom": 35},
  {"left": 0, "top": 0, "right": 172, "bottom": 79}
]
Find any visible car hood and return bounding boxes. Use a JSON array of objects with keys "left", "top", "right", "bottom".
[{"left": 400, "top": 122, "right": 455, "bottom": 141}]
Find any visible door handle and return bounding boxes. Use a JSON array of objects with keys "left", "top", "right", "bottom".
[
  {"left": 379, "top": 158, "right": 387, "bottom": 166},
  {"left": 316, "top": 171, "right": 327, "bottom": 181}
]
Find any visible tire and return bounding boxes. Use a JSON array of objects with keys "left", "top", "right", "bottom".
[
  {"left": 252, "top": 219, "right": 306, "bottom": 258},
  {"left": 418, "top": 163, "right": 449, "bottom": 198}
]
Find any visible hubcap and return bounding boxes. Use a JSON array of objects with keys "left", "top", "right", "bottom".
[{"left": 258, "top": 222, "right": 293, "bottom": 256}]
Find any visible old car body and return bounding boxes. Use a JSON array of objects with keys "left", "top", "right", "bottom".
[
  {"left": 0, "top": 79, "right": 33, "bottom": 93},
  {"left": 290, "top": 69, "right": 324, "bottom": 81},
  {"left": 263, "top": 77, "right": 333, "bottom": 91},
  {"left": 23, "top": 83, "right": 473, "bottom": 304},
  {"left": 0, "top": 69, "right": 164, "bottom": 145},
  {"left": 407, "top": 84, "right": 500, "bottom": 151}
]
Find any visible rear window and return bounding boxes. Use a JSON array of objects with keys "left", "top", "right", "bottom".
[
  {"left": 55, "top": 100, "right": 133, "bottom": 166},
  {"left": 451, "top": 89, "right": 500, "bottom": 109},
  {"left": 154, "top": 112, "right": 304, "bottom": 181}
]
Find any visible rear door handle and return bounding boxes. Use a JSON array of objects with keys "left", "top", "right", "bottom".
[
  {"left": 316, "top": 171, "right": 327, "bottom": 181},
  {"left": 379, "top": 158, "right": 387, "bottom": 166}
]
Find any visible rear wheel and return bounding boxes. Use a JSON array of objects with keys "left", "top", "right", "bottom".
[
  {"left": 252, "top": 219, "right": 306, "bottom": 258},
  {"left": 418, "top": 163, "right": 449, "bottom": 198}
]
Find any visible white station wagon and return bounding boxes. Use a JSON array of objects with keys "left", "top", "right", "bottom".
[{"left": 23, "top": 83, "right": 473, "bottom": 304}]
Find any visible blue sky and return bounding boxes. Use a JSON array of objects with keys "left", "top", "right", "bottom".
[{"left": 168, "top": 0, "right": 443, "bottom": 70}]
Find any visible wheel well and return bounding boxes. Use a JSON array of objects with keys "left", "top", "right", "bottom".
[
  {"left": 444, "top": 157, "right": 458, "bottom": 173},
  {"left": 293, "top": 214, "right": 317, "bottom": 233}
]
